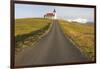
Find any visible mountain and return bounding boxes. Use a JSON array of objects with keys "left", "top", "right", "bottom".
[{"left": 67, "top": 18, "right": 88, "bottom": 23}]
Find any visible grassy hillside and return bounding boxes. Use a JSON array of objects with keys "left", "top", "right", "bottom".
[
  {"left": 59, "top": 20, "right": 95, "bottom": 61},
  {"left": 15, "top": 18, "right": 51, "bottom": 36},
  {"left": 15, "top": 18, "right": 51, "bottom": 53}
]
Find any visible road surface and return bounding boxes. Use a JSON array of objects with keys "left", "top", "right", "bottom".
[{"left": 15, "top": 20, "right": 89, "bottom": 67}]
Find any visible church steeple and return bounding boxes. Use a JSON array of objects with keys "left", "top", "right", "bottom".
[
  {"left": 53, "top": 9, "right": 56, "bottom": 13},
  {"left": 53, "top": 9, "right": 56, "bottom": 19}
]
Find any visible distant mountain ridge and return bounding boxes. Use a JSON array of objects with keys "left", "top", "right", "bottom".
[{"left": 66, "top": 18, "right": 93, "bottom": 23}]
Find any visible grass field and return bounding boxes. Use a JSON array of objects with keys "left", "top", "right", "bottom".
[
  {"left": 59, "top": 20, "right": 95, "bottom": 61},
  {"left": 15, "top": 18, "right": 51, "bottom": 53}
]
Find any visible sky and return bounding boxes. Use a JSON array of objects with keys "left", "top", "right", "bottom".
[{"left": 15, "top": 4, "right": 94, "bottom": 22}]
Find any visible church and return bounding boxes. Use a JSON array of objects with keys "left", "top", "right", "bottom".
[{"left": 44, "top": 9, "right": 57, "bottom": 19}]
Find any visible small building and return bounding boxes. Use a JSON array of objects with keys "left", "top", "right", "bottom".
[
  {"left": 44, "top": 9, "right": 56, "bottom": 19},
  {"left": 44, "top": 13, "right": 55, "bottom": 19}
]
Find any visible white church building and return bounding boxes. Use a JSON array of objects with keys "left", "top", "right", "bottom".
[{"left": 44, "top": 9, "right": 57, "bottom": 19}]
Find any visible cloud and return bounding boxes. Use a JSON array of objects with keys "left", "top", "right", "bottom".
[{"left": 67, "top": 18, "right": 88, "bottom": 23}]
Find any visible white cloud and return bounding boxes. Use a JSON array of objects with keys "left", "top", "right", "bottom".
[
  {"left": 73, "top": 18, "right": 88, "bottom": 23},
  {"left": 67, "top": 18, "right": 88, "bottom": 23}
]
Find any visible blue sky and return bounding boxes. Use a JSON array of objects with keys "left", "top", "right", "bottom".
[{"left": 15, "top": 4, "right": 94, "bottom": 22}]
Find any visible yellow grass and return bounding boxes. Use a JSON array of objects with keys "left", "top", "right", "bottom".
[
  {"left": 15, "top": 18, "right": 51, "bottom": 36},
  {"left": 59, "top": 20, "right": 95, "bottom": 60},
  {"left": 15, "top": 18, "right": 51, "bottom": 53}
]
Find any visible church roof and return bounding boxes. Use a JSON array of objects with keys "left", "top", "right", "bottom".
[{"left": 45, "top": 13, "right": 54, "bottom": 16}]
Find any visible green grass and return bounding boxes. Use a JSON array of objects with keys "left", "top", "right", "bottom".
[
  {"left": 59, "top": 20, "right": 95, "bottom": 61},
  {"left": 15, "top": 18, "right": 51, "bottom": 53}
]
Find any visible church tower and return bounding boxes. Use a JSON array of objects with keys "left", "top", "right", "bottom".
[{"left": 53, "top": 9, "right": 57, "bottom": 19}]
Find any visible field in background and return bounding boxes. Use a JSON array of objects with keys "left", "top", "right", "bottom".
[
  {"left": 59, "top": 20, "right": 95, "bottom": 60},
  {"left": 15, "top": 18, "right": 51, "bottom": 53}
]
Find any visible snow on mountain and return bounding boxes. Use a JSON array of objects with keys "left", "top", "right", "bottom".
[{"left": 67, "top": 18, "right": 88, "bottom": 23}]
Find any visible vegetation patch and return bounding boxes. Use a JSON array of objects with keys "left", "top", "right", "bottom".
[
  {"left": 59, "top": 20, "right": 95, "bottom": 61},
  {"left": 15, "top": 18, "right": 51, "bottom": 54}
]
